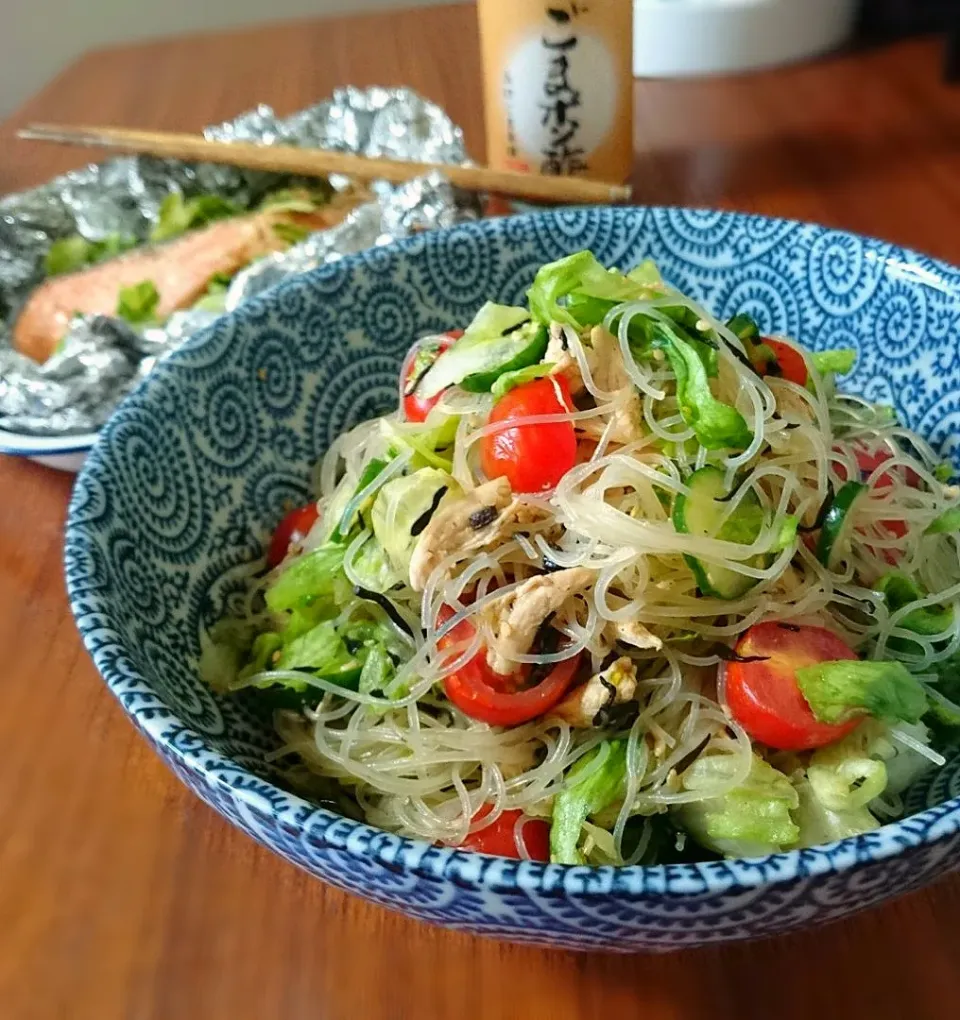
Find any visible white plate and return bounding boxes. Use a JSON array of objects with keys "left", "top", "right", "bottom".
[{"left": 0, "top": 428, "right": 96, "bottom": 472}]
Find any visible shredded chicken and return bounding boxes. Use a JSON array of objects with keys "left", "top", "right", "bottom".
[
  {"left": 408, "top": 478, "right": 547, "bottom": 591},
  {"left": 768, "top": 377, "right": 817, "bottom": 425},
  {"left": 590, "top": 326, "right": 629, "bottom": 392},
  {"left": 546, "top": 323, "right": 591, "bottom": 396},
  {"left": 582, "top": 326, "right": 643, "bottom": 445},
  {"left": 768, "top": 564, "right": 805, "bottom": 596},
  {"left": 551, "top": 656, "right": 638, "bottom": 728},
  {"left": 480, "top": 567, "right": 595, "bottom": 674},
  {"left": 610, "top": 618, "right": 662, "bottom": 652}
]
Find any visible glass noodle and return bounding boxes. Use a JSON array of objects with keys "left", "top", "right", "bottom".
[{"left": 237, "top": 279, "right": 960, "bottom": 862}]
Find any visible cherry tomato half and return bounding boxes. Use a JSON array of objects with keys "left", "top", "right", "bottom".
[
  {"left": 766, "top": 339, "right": 809, "bottom": 387},
  {"left": 460, "top": 807, "right": 550, "bottom": 861},
  {"left": 725, "top": 622, "right": 861, "bottom": 751},
  {"left": 437, "top": 606, "right": 581, "bottom": 727},
  {"left": 402, "top": 330, "right": 462, "bottom": 423},
  {"left": 857, "top": 447, "right": 908, "bottom": 540},
  {"left": 854, "top": 446, "right": 920, "bottom": 541},
  {"left": 833, "top": 446, "right": 917, "bottom": 544},
  {"left": 268, "top": 503, "right": 320, "bottom": 568},
  {"left": 481, "top": 376, "right": 577, "bottom": 494},
  {"left": 752, "top": 338, "right": 808, "bottom": 387}
]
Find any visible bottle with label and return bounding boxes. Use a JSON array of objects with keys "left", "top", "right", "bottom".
[{"left": 478, "top": 0, "right": 634, "bottom": 188}]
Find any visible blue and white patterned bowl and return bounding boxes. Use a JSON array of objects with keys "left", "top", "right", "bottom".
[{"left": 65, "top": 208, "right": 960, "bottom": 951}]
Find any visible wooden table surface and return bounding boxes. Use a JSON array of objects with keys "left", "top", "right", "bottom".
[{"left": 2, "top": 5, "right": 960, "bottom": 1018}]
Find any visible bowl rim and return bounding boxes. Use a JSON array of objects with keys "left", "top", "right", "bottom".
[
  {"left": 0, "top": 426, "right": 99, "bottom": 456},
  {"left": 65, "top": 205, "right": 960, "bottom": 898}
]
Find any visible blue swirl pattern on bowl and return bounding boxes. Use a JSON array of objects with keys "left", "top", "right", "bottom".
[{"left": 65, "top": 208, "right": 960, "bottom": 950}]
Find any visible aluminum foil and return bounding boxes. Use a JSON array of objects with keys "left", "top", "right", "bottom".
[{"left": 0, "top": 87, "right": 477, "bottom": 436}]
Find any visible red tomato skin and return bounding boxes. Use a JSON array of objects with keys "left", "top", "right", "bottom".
[
  {"left": 481, "top": 376, "right": 577, "bottom": 494},
  {"left": 402, "top": 330, "right": 461, "bottom": 423},
  {"left": 854, "top": 445, "right": 920, "bottom": 491},
  {"left": 850, "top": 446, "right": 911, "bottom": 541},
  {"left": 267, "top": 503, "right": 320, "bottom": 568},
  {"left": 460, "top": 808, "right": 551, "bottom": 861},
  {"left": 725, "top": 622, "right": 861, "bottom": 751},
  {"left": 437, "top": 606, "right": 580, "bottom": 726},
  {"left": 765, "top": 339, "right": 809, "bottom": 387}
]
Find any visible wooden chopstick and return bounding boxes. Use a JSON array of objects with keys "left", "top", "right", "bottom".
[{"left": 19, "top": 123, "right": 633, "bottom": 206}]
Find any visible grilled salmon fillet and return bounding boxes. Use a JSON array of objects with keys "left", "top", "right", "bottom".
[{"left": 14, "top": 202, "right": 351, "bottom": 363}]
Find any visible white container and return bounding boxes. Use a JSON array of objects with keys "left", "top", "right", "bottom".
[{"left": 633, "top": 0, "right": 860, "bottom": 78}]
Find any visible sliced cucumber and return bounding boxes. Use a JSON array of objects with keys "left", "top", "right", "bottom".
[
  {"left": 726, "top": 314, "right": 760, "bottom": 343},
  {"left": 673, "top": 466, "right": 765, "bottom": 599},
  {"left": 419, "top": 321, "right": 547, "bottom": 398},
  {"left": 816, "top": 480, "right": 868, "bottom": 570}
]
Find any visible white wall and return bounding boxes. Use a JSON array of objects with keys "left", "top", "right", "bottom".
[{"left": 1, "top": 0, "right": 452, "bottom": 118}]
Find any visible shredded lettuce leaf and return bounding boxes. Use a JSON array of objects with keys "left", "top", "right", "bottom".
[
  {"left": 792, "top": 777, "right": 879, "bottom": 847},
  {"left": 650, "top": 322, "right": 753, "bottom": 450},
  {"left": 198, "top": 618, "right": 258, "bottom": 694},
  {"left": 527, "top": 251, "right": 662, "bottom": 328},
  {"left": 926, "top": 684, "right": 960, "bottom": 728},
  {"left": 265, "top": 542, "right": 351, "bottom": 615},
  {"left": 550, "top": 741, "right": 627, "bottom": 865},
  {"left": 807, "top": 756, "right": 887, "bottom": 814},
  {"left": 674, "top": 753, "right": 799, "bottom": 858},
  {"left": 259, "top": 186, "right": 331, "bottom": 213},
  {"left": 461, "top": 301, "right": 530, "bottom": 342},
  {"left": 879, "top": 720, "right": 939, "bottom": 792},
  {"left": 216, "top": 541, "right": 407, "bottom": 697},
  {"left": 796, "top": 659, "right": 928, "bottom": 725},
  {"left": 271, "top": 621, "right": 362, "bottom": 689},
  {"left": 403, "top": 337, "right": 449, "bottom": 397},
  {"left": 272, "top": 221, "right": 311, "bottom": 246},
  {"left": 925, "top": 507, "right": 960, "bottom": 536},
  {"left": 810, "top": 349, "right": 857, "bottom": 376},
  {"left": 349, "top": 535, "right": 401, "bottom": 594},
  {"left": 371, "top": 468, "right": 455, "bottom": 573},
  {"left": 658, "top": 306, "right": 721, "bottom": 377},
  {"left": 277, "top": 620, "right": 348, "bottom": 670},
  {"left": 792, "top": 724, "right": 902, "bottom": 847},
  {"left": 799, "top": 719, "right": 935, "bottom": 836},
  {"left": 917, "top": 648, "right": 960, "bottom": 728},
  {"left": 116, "top": 280, "right": 160, "bottom": 324},
  {"left": 358, "top": 643, "right": 393, "bottom": 695},
  {"left": 627, "top": 260, "right": 663, "bottom": 288},
  {"left": 383, "top": 418, "right": 457, "bottom": 473},
  {"left": 716, "top": 497, "right": 766, "bottom": 546},
  {"left": 330, "top": 458, "right": 390, "bottom": 542},
  {"left": 773, "top": 515, "right": 800, "bottom": 551},
  {"left": 44, "top": 233, "right": 137, "bottom": 276},
  {"left": 877, "top": 571, "right": 954, "bottom": 635},
  {"left": 416, "top": 307, "right": 541, "bottom": 399},
  {"left": 45, "top": 235, "right": 99, "bottom": 276},
  {"left": 250, "top": 615, "right": 401, "bottom": 697},
  {"left": 151, "top": 191, "right": 240, "bottom": 243},
  {"left": 241, "top": 632, "right": 285, "bottom": 681},
  {"left": 192, "top": 272, "right": 234, "bottom": 313},
  {"left": 490, "top": 363, "right": 555, "bottom": 400}
]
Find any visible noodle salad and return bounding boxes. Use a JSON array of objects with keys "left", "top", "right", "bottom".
[{"left": 202, "top": 251, "right": 960, "bottom": 865}]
